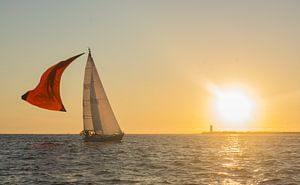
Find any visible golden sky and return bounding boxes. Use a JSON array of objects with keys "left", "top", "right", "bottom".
[{"left": 1, "top": 1, "right": 300, "bottom": 133}]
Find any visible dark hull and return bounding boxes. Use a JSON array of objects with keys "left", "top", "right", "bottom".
[{"left": 83, "top": 133, "right": 124, "bottom": 142}]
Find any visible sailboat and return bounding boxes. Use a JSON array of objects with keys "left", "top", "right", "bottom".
[
  {"left": 80, "top": 49, "right": 124, "bottom": 142},
  {"left": 22, "top": 49, "right": 124, "bottom": 142}
]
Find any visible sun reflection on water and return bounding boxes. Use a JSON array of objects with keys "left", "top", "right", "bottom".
[
  {"left": 219, "top": 134, "right": 245, "bottom": 185},
  {"left": 222, "top": 134, "right": 242, "bottom": 154}
]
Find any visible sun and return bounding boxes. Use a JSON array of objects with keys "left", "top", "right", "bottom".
[
  {"left": 215, "top": 90, "right": 253, "bottom": 123},
  {"left": 208, "top": 84, "right": 256, "bottom": 129}
]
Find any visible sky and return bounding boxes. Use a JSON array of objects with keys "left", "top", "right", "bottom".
[{"left": 1, "top": 0, "right": 300, "bottom": 133}]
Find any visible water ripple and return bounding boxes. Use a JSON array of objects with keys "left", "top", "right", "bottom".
[{"left": 0, "top": 134, "right": 299, "bottom": 184}]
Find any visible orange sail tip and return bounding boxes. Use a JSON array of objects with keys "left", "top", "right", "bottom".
[
  {"left": 22, "top": 53, "right": 85, "bottom": 112},
  {"left": 60, "top": 107, "right": 66, "bottom": 112},
  {"left": 21, "top": 91, "right": 29, "bottom": 101}
]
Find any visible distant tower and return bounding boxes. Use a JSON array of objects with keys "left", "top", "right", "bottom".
[{"left": 210, "top": 125, "right": 213, "bottom": 133}]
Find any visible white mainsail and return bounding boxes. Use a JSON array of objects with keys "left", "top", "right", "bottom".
[{"left": 83, "top": 50, "right": 122, "bottom": 135}]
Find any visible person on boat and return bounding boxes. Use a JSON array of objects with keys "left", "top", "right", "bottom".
[{"left": 80, "top": 130, "right": 95, "bottom": 136}]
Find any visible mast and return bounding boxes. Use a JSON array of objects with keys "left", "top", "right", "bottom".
[{"left": 83, "top": 50, "right": 94, "bottom": 131}]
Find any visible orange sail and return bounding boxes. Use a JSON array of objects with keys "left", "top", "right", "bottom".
[{"left": 22, "top": 53, "right": 84, "bottom": 111}]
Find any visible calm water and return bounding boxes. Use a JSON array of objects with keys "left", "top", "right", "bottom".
[{"left": 0, "top": 134, "right": 299, "bottom": 185}]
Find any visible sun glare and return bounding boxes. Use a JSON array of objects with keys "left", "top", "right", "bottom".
[
  {"left": 215, "top": 90, "right": 253, "bottom": 123},
  {"left": 208, "top": 83, "right": 256, "bottom": 129}
]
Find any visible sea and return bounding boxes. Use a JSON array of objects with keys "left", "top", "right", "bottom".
[{"left": 0, "top": 134, "right": 299, "bottom": 185}]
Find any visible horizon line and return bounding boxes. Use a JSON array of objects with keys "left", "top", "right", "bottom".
[{"left": 1, "top": 131, "right": 300, "bottom": 135}]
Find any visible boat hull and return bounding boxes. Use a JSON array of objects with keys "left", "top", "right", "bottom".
[{"left": 83, "top": 133, "right": 124, "bottom": 142}]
